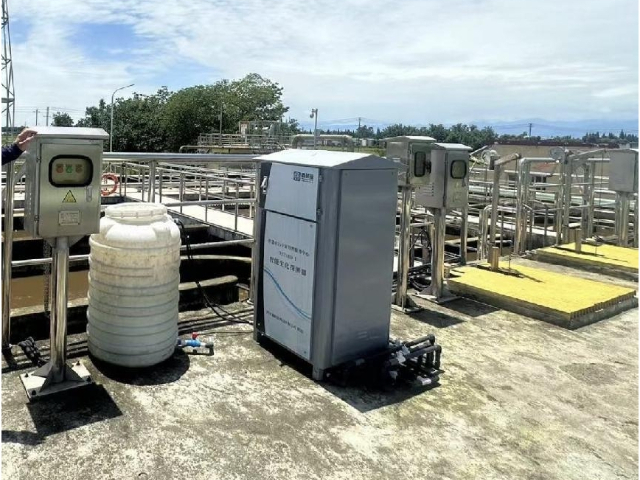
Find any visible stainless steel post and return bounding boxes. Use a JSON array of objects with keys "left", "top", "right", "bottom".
[
  {"left": 490, "top": 246, "right": 500, "bottom": 271},
  {"left": 249, "top": 161, "right": 261, "bottom": 302},
  {"left": 561, "top": 156, "right": 572, "bottom": 243},
  {"left": 618, "top": 192, "right": 630, "bottom": 246},
  {"left": 514, "top": 159, "right": 527, "bottom": 254},
  {"left": 50, "top": 237, "right": 69, "bottom": 382},
  {"left": 500, "top": 210, "right": 505, "bottom": 256},
  {"left": 2, "top": 162, "right": 16, "bottom": 349},
  {"left": 460, "top": 205, "right": 468, "bottom": 264},
  {"left": 575, "top": 229, "right": 582, "bottom": 253},
  {"left": 543, "top": 205, "right": 549, "bottom": 247},
  {"left": 554, "top": 191, "right": 562, "bottom": 246},
  {"left": 235, "top": 183, "right": 240, "bottom": 232},
  {"left": 634, "top": 195, "right": 639, "bottom": 248},
  {"left": 489, "top": 165, "right": 501, "bottom": 257},
  {"left": 394, "top": 186, "right": 412, "bottom": 308},
  {"left": 479, "top": 206, "right": 490, "bottom": 261},
  {"left": 204, "top": 177, "right": 209, "bottom": 222},
  {"left": 430, "top": 208, "right": 446, "bottom": 300},
  {"left": 140, "top": 165, "right": 146, "bottom": 201},
  {"left": 149, "top": 160, "right": 157, "bottom": 203},
  {"left": 119, "top": 162, "right": 124, "bottom": 196},
  {"left": 179, "top": 173, "right": 185, "bottom": 214}
]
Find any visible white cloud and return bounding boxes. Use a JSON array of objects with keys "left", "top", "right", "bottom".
[{"left": 7, "top": 0, "right": 638, "bottom": 128}]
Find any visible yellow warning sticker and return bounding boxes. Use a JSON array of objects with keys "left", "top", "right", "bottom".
[{"left": 62, "top": 190, "right": 77, "bottom": 203}]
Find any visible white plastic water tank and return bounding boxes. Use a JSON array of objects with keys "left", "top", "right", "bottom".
[{"left": 87, "top": 203, "right": 181, "bottom": 367}]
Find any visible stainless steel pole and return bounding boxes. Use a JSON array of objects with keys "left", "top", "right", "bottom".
[
  {"left": 430, "top": 208, "right": 446, "bottom": 300},
  {"left": 2, "top": 162, "right": 16, "bottom": 349},
  {"left": 634, "top": 195, "right": 639, "bottom": 248},
  {"left": 561, "top": 156, "right": 572, "bottom": 243},
  {"left": 149, "top": 160, "right": 157, "bottom": 203},
  {"left": 514, "top": 159, "right": 526, "bottom": 254},
  {"left": 460, "top": 205, "right": 468, "bottom": 264},
  {"left": 50, "top": 237, "right": 69, "bottom": 382},
  {"left": 489, "top": 164, "right": 501, "bottom": 256},
  {"left": 394, "top": 186, "right": 412, "bottom": 308},
  {"left": 618, "top": 192, "right": 630, "bottom": 246}
]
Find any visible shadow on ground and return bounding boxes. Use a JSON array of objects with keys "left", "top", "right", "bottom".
[
  {"left": 0, "top": 384, "right": 123, "bottom": 444},
  {"left": 90, "top": 350, "right": 190, "bottom": 386},
  {"left": 258, "top": 335, "right": 439, "bottom": 413}
]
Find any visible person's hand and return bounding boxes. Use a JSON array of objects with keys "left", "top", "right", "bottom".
[{"left": 15, "top": 128, "right": 36, "bottom": 151}]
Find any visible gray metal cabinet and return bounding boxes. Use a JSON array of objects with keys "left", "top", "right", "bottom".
[{"left": 252, "top": 150, "right": 398, "bottom": 379}]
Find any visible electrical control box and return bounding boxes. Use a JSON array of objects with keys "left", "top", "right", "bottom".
[
  {"left": 414, "top": 143, "right": 472, "bottom": 209},
  {"left": 385, "top": 136, "right": 436, "bottom": 186},
  {"left": 608, "top": 149, "right": 638, "bottom": 193},
  {"left": 23, "top": 127, "right": 109, "bottom": 239},
  {"left": 252, "top": 150, "right": 398, "bottom": 379}
]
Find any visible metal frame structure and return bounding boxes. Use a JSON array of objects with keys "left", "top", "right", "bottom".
[{"left": 2, "top": 0, "right": 15, "bottom": 131}]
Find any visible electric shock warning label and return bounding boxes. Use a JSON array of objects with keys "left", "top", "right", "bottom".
[
  {"left": 62, "top": 190, "right": 77, "bottom": 203},
  {"left": 263, "top": 211, "right": 316, "bottom": 360}
]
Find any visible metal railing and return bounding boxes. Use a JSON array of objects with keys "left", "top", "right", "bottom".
[
  {"left": 2, "top": 152, "right": 261, "bottom": 348},
  {"left": 102, "top": 153, "right": 259, "bottom": 235}
]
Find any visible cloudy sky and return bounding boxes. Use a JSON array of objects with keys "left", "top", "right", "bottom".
[{"left": 8, "top": 0, "right": 639, "bottom": 130}]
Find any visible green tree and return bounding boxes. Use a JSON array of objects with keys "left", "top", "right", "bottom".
[
  {"left": 51, "top": 112, "right": 74, "bottom": 127},
  {"left": 111, "top": 87, "right": 171, "bottom": 152},
  {"left": 76, "top": 99, "right": 111, "bottom": 131},
  {"left": 162, "top": 73, "right": 289, "bottom": 151}
]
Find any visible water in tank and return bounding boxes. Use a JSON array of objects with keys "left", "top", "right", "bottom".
[{"left": 87, "top": 203, "right": 181, "bottom": 367}]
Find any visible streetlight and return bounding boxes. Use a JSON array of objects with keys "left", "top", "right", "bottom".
[
  {"left": 110, "top": 83, "right": 134, "bottom": 152},
  {"left": 310, "top": 108, "right": 318, "bottom": 149}
]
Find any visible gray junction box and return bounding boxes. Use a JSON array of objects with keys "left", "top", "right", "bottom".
[
  {"left": 23, "top": 127, "right": 109, "bottom": 240},
  {"left": 384, "top": 135, "right": 436, "bottom": 187},
  {"left": 608, "top": 149, "right": 638, "bottom": 193},
  {"left": 252, "top": 150, "right": 398, "bottom": 379},
  {"left": 414, "top": 143, "right": 472, "bottom": 209}
]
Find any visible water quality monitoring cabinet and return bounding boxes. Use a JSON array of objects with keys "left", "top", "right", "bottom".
[{"left": 252, "top": 150, "right": 398, "bottom": 380}]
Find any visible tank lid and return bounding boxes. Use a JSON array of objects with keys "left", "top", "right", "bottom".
[{"left": 106, "top": 203, "right": 167, "bottom": 219}]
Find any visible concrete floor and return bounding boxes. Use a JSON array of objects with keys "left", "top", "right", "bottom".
[{"left": 2, "top": 261, "right": 638, "bottom": 480}]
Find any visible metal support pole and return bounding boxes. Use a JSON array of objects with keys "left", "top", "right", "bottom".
[
  {"left": 561, "top": 156, "right": 572, "bottom": 243},
  {"left": 581, "top": 164, "right": 592, "bottom": 238},
  {"left": 634, "top": 195, "right": 639, "bottom": 249},
  {"left": 489, "top": 165, "right": 501, "bottom": 257},
  {"left": 2, "top": 161, "right": 16, "bottom": 350},
  {"left": 50, "top": 238, "right": 67, "bottom": 382},
  {"left": 394, "top": 186, "right": 412, "bottom": 309},
  {"left": 490, "top": 246, "right": 500, "bottom": 271},
  {"left": 249, "top": 161, "right": 261, "bottom": 303},
  {"left": 618, "top": 192, "right": 630, "bottom": 246},
  {"left": 514, "top": 159, "right": 527, "bottom": 254},
  {"left": 149, "top": 160, "right": 157, "bottom": 203},
  {"left": 575, "top": 229, "right": 582, "bottom": 253},
  {"left": 179, "top": 173, "right": 185, "bottom": 214},
  {"left": 460, "top": 205, "right": 468, "bottom": 265},
  {"left": 500, "top": 210, "right": 505, "bottom": 256},
  {"left": 429, "top": 208, "right": 446, "bottom": 300}
]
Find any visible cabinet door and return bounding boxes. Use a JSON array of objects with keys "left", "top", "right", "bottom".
[{"left": 262, "top": 211, "right": 317, "bottom": 360}]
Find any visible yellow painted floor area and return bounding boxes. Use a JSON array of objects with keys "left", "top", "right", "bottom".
[
  {"left": 449, "top": 262, "right": 636, "bottom": 319},
  {"left": 537, "top": 243, "right": 638, "bottom": 271}
]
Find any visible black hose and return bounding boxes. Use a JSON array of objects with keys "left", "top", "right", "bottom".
[{"left": 175, "top": 220, "right": 252, "bottom": 326}]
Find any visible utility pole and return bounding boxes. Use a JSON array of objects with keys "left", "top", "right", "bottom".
[
  {"left": 110, "top": 83, "right": 134, "bottom": 152},
  {"left": 310, "top": 108, "right": 318, "bottom": 149},
  {"left": 34, "top": 108, "right": 38, "bottom": 126},
  {"left": 528, "top": 123, "right": 533, "bottom": 137},
  {"left": 45, "top": 106, "right": 49, "bottom": 126}
]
